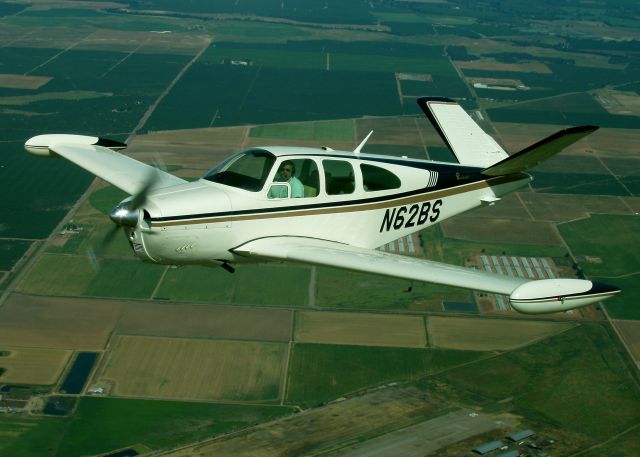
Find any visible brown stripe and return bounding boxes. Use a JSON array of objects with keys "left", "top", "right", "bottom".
[{"left": 152, "top": 175, "right": 525, "bottom": 228}]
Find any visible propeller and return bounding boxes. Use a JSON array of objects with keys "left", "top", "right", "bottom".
[{"left": 87, "top": 158, "right": 163, "bottom": 271}]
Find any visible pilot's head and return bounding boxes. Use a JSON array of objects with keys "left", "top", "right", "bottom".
[{"left": 279, "top": 160, "right": 295, "bottom": 181}]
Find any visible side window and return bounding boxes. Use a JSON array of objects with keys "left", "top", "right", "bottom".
[
  {"left": 268, "top": 159, "right": 320, "bottom": 199},
  {"left": 323, "top": 160, "right": 355, "bottom": 195},
  {"left": 361, "top": 164, "right": 401, "bottom": 191}
]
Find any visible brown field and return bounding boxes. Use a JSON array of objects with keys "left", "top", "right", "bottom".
[
  {"left": 428, "top": 316, "right": 575, "bottom": 351},
  {"left": 0, "top": 74, "right": 52, "bottom": 90},
  {"left": 245, "top": 135, "right": 355, "bottom": 153},
  {"left": 355, "top": 116, "right": 440, "bottom": 148},
  {"left": 397, "top": 72, "right": 432, "bottom": 81},
  {"left": 462, "top": 193, "right": 532, "bottom": 220},
  {"left": 613, "top": 320, "right": 640, "bottom": 368},
  {"left": 495, "top": 124, "right": 640, "bottom": 161},
  {"left": 0, "top": 294, "right": 123, "bottom": 350},
  {"left": 595, "top": 90, "right": 640, "bottom": 116},
  {"left": 493, "top": 123, "right": 566, "bottom": 152},
  {"left": 469, "top": 77, "right": 524, "bottom": 87},
  {"left": 98, "top": 335, "right": 287, "bottom": 401},
  {"left": 76, "top": 29, "right": 212, "bottom": 55},
  {"left": 457, "top": 60, "right": 551, "bottom": 74},
  {"left": 589, "top": 128, "right": 640, "bottom": 159},
  {"left": 118, "top": 302, "right": 292, "bottom": 342},
  {"left": 0, "top": 346, "right": 71, "bottom": 385},
  {"left": 294, "top": 311, "right": 426, "bottom": 348},
  {"left": 441, "top": 217, "right": 562, "bottom": 245},
  {"left": 0, "top": 22, "right": 209, "bottom": 55},
  {"left": 0, "top": 25, "right": 91, "bottom": 50},
  {"left": 458, "top": 38, "right": 617, "bottom": 69},
  {"left": 129, "top": 126, "right": 248, "bottom": 175},
  {"left": 519, "top": 193, "right": 633, "bottom": 223}
]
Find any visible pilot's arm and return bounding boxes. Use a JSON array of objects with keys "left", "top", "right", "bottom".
[{"left": 290, "top": 177, "right": 304, "bottom": 198}]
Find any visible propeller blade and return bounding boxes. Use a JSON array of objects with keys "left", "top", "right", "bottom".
[
  {"left": 128, "top": 166, "right": 159, "bottom": 211},
  {"left": 86, "top": 246, "right": 99, "bottom": 272},
  {"left": 86, "top": 223, "right": 122, "bottom": 272}
]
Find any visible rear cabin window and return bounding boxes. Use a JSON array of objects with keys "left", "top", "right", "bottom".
[
  {"left": 203, "top": 149, "right": 275, "bottom": 192},
  {"left": 360, "top": 164, "right": 401, "bottom": 191},
  {"left": 323, "top": 160, "right": 355, "bottom": 195}
]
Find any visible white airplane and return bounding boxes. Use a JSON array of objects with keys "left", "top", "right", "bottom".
[{"left": 25, "top": 97, "right": 619, "bottom": 314}]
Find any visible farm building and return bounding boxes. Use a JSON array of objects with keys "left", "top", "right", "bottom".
[
  {"left": 507, "top": 429, "right": 535, "bottom": 442},
  {"left": 473, "top": 440, "right": 504, "bottom": 454}
]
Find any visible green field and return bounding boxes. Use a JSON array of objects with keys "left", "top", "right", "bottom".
[
  {"left": 0, "top": 47, "right": 192, "bottom": 241},
  {"left": 85, "top": 258, "right": 165, "bottom": 298},
  {"left": 579, "top": 425, "right": 640, "bottom": 457},
  {"left": 0, "top": 415, "right": 68, "bottom": 457},
  {"left": 316, "top": 266, "right": 470, "bottom": 311},
  {"left": 18, "top": 254, "right": 96, "bottom": 296},
  {"left": 233, "top": 264, "right": 310, "bottom": 306},
  {"left": 557, "top": 213, "right": 640, "bottom": 320},
  {"left": 426, "top": 324, "right": 640, "bottom": 444},
  {"left": 154, "top": 265, "right": 236, "bottom": 302},
  {"left": 559, "top": 215, "right": 640, "bottom": 278},
  {"left": 600, "top": 275, "right": 640, "bottom": 320},
  {"left": 286, "top": 343, "right": 486, "bottom": 406},
  {"left": 0, "top": 397, "right": 295, "bottom": 457},
  {"left": 18, "top": 254, "right": 165, "bottom": 299},
  {"left": 88, "top": 185, "right": 129, "bottom": 215},
  {"left": 155, "top": 263, "right": 310, "bottom": 306},
  {"left": 530, "top": 171, "right": 630, "bottom": 196},
  {"left": 422, "top": 225, "right": 569, "bottom": 264},
  {"left": 0, "top": 239, "right": 32, "bottom": 271}
]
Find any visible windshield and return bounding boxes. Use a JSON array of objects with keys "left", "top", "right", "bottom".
[{"left": 203, "top": 149, "right": 276, "bottom": 192}]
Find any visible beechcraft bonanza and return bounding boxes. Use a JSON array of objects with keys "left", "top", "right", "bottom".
[{"left": 25, "top": 97, "right": 620, "bottom": 314}]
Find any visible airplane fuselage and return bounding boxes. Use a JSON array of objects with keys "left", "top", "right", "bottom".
[{"left": 127, "top": 147, "right": 531, "bottom": 267}]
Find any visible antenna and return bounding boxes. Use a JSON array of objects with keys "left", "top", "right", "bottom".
[{"left": 353, "top": 130, "right": 373, "bottom": 155}]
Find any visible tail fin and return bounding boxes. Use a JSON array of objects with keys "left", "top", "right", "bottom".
[
  {"left": 481, "top": 125, "right": 598, "bottom": 176},
  {"left": 418, "top": 97, "right": 509, "bottom": 168}
]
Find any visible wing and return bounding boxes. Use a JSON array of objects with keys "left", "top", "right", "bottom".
[
  {"left": 233, "top": 237, "right": 619, "bottom": 314},
  {"left": 25, "top": 134, "right": 186, "bottom": 195},
  {"left": 418, "top": 97, "right": 509, "bottom": 168}
]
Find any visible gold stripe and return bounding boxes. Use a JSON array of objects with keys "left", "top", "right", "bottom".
[{"left": 152, "top": 175, "right": 525, "bottom": 228}]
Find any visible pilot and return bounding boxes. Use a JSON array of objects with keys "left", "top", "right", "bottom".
[{"left": 269, "top": 160, "right": 304, "bottom": 198}]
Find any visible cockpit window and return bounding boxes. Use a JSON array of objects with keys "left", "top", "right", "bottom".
[{"left": 203, "top": 149, "right": 276, "bottom": 192}]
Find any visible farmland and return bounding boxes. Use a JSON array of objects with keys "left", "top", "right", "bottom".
[
  {"left": 0, "top": 347, "right": 71, "bottom": 385},
  {"left": 427, "top": 324, "right": 640, "bottom": 452},
  {"left": 55, "top": 397, "right": 295, "bottom": 457},
  {"left": 117, "top": 302, "right": 292, "bottom": 342},
  {"left": 294, "top": 310, "right": 426, "bottom": 347},
  {"left": 0, "top": 295, "right": 122, "bottom": 350},
  {"left": 98, "top": 336, "right": 287, "bottom": 401},
  {"left": 428, "top": 316, "right": 575, "bottom": 351},
  {"left": 285, "top": 343, "right": 428, "bottom": 406},
  {"left": 1, "top": 0, "right": 640, "bottom": 456}
]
